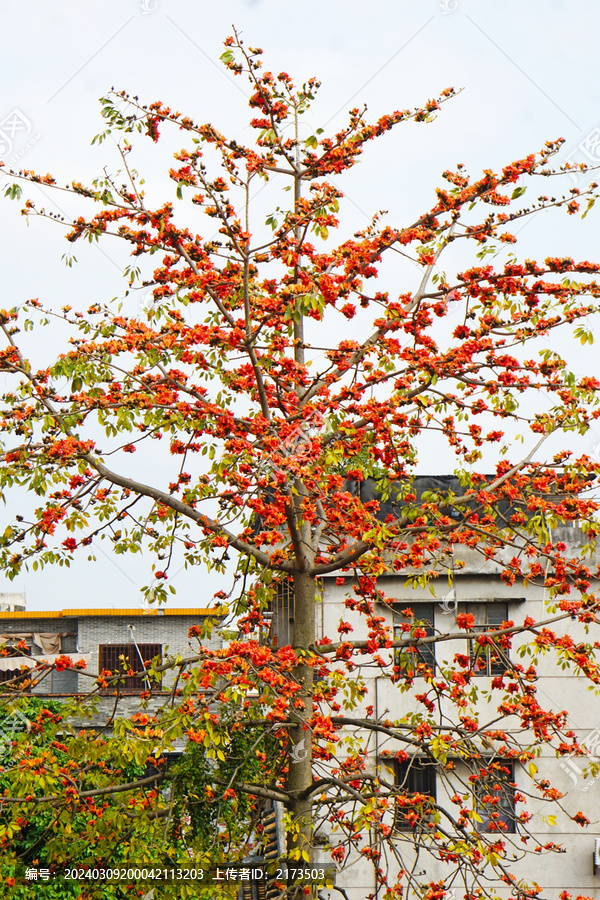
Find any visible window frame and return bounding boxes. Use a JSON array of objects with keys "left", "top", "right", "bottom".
[
  {"left": 267, "top": 578, "right": 295, "bottom": 649},
  {"left": 0, "top": 639, "right": 32, "bottom": 691},
  {"left": 464, "top": 601, "right": 510, "bottom": 677},
  {"left": 392, "top": 756, "right": 437, "bottom": 832},
  {"left": 393, "top": 603, "right": 436, "bottom": 675},
  {"left": 0, "top": 667, "right": 31, "bottom": 690},
  {"left": 473, "top": 759, "right": 516, "bottom": 833},
  {"left": 98, "top": 642, "right": 162, "bottom": 693}
]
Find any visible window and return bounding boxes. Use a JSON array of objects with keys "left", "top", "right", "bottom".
[
  {"left": 473, "top": 759, "right": 516, "bottom": 833},
  {"left": 393, "top": 757, "right": 437, "bottom": 831},
  {"left": 0, "top": 668, "right": 31, "bottom": 690},
  {"left": 393, "top": 604, "right": 435, "bottom": 674},
  {"left": 145, "top": 750, "right": 183, "bottom": 780},
  {"left": 0, "top": 639, "right": 31, "bottom": 691},
  {"left": 467, "top": 602, "right": 509, "bottom": 676},
  {"left": 98, "top": 643, "right": 162, "bottom": 692},
  {"left": 268, "top": 579, "right": 294, "bottom": 649}
]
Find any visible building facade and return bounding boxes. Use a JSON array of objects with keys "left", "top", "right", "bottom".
[
  {"left": 314, "top": 524, "right": 600, "bottom": 900},
  {"left": 0, "top": 607, "right": 222, "bottom": 726}
]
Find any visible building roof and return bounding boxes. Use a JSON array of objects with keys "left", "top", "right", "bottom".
[{"left": 0, "top": 608, "right": 225, "bottom": 619}]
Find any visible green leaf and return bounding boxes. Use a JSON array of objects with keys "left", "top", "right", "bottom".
[{"left": 4, "top": 184, "right": 22, "bottom": 201}]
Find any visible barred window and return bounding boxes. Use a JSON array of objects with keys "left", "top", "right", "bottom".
[
  {"left": 268, "top": 578, "right": 295, "bottom": 649},
  {"left": 0, "top": 668, "right": 31, "bottom": 690},
  {"left": 393, "top": 757, "right": 437, "bottom": 831},
  {"left": 393, "top": 604, "right": 436, "bottom": 674},
  {"left": 0, "top": 639, "right": 31, "bottom": 690},
  {"left": 98, "top": 643, "right": 161, "bottom": 692},
  {"left": 466, "top": 603, "right": 509, "bottom": 676},
  {"left": 473, "top": 759, "right": 516, "bottom": 833}
]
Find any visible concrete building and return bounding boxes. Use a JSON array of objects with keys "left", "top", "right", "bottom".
[
  {"left": 266, "top": 478, "right": 600, "bottom": 900},
  {"left": 0, "top": 592, "right": 26, "bottom": 613},
  {"left": 317, "top": 530, "right": 600, "bottom": 898}
]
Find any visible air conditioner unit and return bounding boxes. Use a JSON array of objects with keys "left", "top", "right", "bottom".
[{"left": 594, "top": 838, "right": 600, "bottom": 874}]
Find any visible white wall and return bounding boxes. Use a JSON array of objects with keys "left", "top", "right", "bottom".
[{"left": 319, "top": 569, "right": 600, "bottom": 899}]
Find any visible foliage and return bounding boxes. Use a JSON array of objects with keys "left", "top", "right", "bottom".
[
  {"left": 170, "top": 726, "right": 281, "bottom": 852},
  {"left": 1, "top": 27, "right": 600, "bottom": 900}
]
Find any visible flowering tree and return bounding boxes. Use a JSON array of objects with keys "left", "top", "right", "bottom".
[
  {"left": 1, "top": 29, "right": 600, "bottom": 900},
  {"left": 0, "top": 698, "right": 167, "bottom": 899}
]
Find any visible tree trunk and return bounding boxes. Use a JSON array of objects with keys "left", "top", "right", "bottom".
[{"left": 285, "top": 567, "right": 315, "bottom": 870}]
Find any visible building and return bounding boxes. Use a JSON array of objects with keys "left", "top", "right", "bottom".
[
  {"left": 0, "top": 592, "right": 26, "bottom": 613},
  {"left": 266, "top": 478, "right": 600, "bottom": 900},
  {"left": 0, "top": 606, "right": 223, "bottom": 726},
  {"left": 322, "top": 541, "right": 600, "bottom": 897}
]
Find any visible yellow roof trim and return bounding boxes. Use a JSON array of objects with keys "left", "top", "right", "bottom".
[{"left": 0, "top": 608, "right": 226, "bottom": 619}]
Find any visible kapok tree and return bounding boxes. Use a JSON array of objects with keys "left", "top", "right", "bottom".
[{"left": 2, "top": 28, "right": 600, "bottom": 900}]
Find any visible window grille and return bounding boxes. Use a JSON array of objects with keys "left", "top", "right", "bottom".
[
  {"left": 0, "top": 668, "right": 30, "bottom": 689},
  {"left": 393, "top": 757, "right": 437, "bottom": 831},
  {"left": 98, "top": 643, "right": 161, "bottom": 692},
  {"left": 268, "top": 579, "right": 295, "bottom": 649},
  {"left": 473, "top": 759, "right": 516, "bottom": 833},
  {"left": 393, "top": 604, "right": 436, "bottom": 674},
  {"left": 0, "top": 640, "right": 31, "bottom": 690},
  {"left": 466, "top": 602, "right": 509, "bottom": 676}
]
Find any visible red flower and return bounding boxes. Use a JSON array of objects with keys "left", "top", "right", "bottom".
[
  {"left": 132, "top": 713, "right": 150, "bottom": 725},
  {"left": 456, "top": 613, "right": 475, "bottom": 630},
  {"left": 54, "top": 655, "right": 74, "bottom": 671},
  {"left": 572, "top": 811, "right": 590, "bottom": 826}
]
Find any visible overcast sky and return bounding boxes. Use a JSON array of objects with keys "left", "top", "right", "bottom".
[{"left": 1, "top": 0, "right": 600, "bottom": 610}]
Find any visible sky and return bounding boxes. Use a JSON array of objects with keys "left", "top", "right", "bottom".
[{"left": 1, "top": 0, "right": 600, "bottom": 610}]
